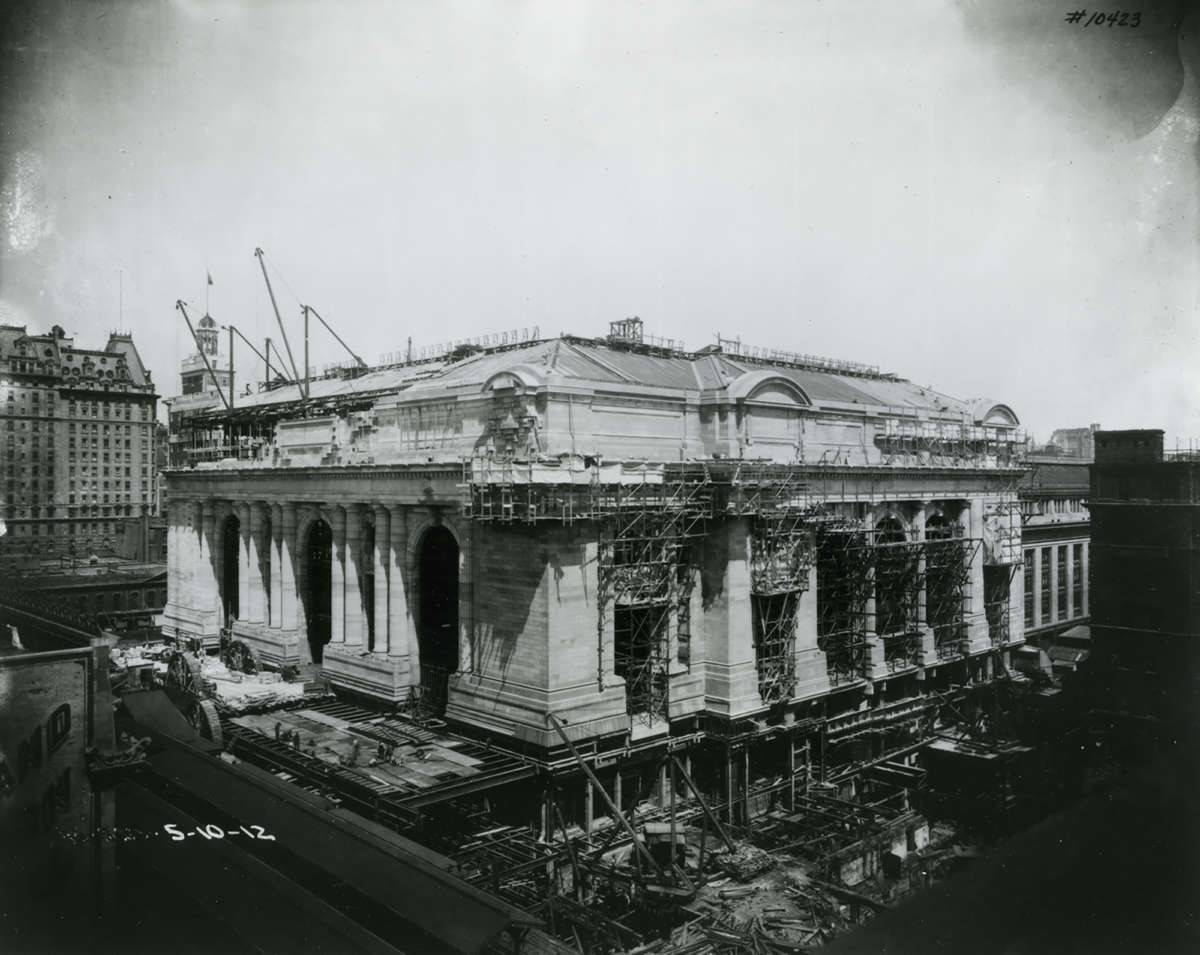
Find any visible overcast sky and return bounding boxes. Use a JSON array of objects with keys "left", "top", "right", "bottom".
[{"left": 1, "top": 0, "right": 1197, "bottom": 444}]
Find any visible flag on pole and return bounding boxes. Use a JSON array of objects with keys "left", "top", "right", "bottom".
[{"left": 207, "top": 271, "right": 213, "bottom": 286}]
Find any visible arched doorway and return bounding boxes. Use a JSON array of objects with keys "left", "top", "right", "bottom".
[
  {"left": 417, "top": 526, "right": 459, "bottom": 710},
  {"left": 306, "top": 520, "right": 333, "bottom": 663},
  {"left": 222, "top": 514, "right": 240, "bottom": 627}
]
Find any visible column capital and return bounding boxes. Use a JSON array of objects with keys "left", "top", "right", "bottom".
[{"left": 330, "top": 505, "right": 347, "bottom": 533}]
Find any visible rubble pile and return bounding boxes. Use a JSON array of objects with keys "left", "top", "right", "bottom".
[
  {"left": 717, "top": 843, "right": 775, "bottom": 882},
  {"left": 640, "top": 866, "right": 858, "bottom": 954},
  {"left": 199, "top": 656, "right": 307, "bottom": 712}
]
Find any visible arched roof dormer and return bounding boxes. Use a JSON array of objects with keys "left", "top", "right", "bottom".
[
  {"left": 480, "top": 365, "right": 545, "bottom": 394},
  {"left": 726, "top": 371, "right": 813, "bottom": 407},
  {"left": 969, "top": 398, "right": 1019, "bottom": 426}
]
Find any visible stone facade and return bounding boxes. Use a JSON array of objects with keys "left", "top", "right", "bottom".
[{"left": 164, "top": 334, "right": 1026, "bottom": 749}]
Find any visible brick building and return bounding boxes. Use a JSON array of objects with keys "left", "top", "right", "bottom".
[
  {"left": 163, "top": 321, "right": 1026, "bottom": 811},
  {"left": 1089, "top": 429, "right": 1200, "bottom": 729},
  {"left": 0, "top": 325, "right": 159, "bottom": 569}
]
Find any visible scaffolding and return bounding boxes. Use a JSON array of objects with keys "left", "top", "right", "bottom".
[
  {"left": 463, "top": 457, "right": 984, "bottom": 715},
  {"left": 599, "top": 469, "right": 711, "bottom": 726},
  {"left": 733, "top": 465, "right": 824, "bottom": 704},
  {"left": 873, "top": 522, "right": 925, "bottom": 674},
  {"left": 925, "top": 524, "right": 979, "bottom": 661},
  {"left": 876, "top": 417, "right": 1028, "bottom": 469},
  {"left": 816, "top": 525, "right": 873, "bottom": 687},
  {"left": 983, "top": 500, "right": 1022, "bottom": 647}
]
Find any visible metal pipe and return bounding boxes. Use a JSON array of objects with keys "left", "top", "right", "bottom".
[
  {"left": 670, "top": 754, "right": 736, "bottom": 852},
  {"left": 545, "top": 714, "right": 665, "bottom": 879},
  {"left": 229, "top": 325, "right": 235, "bottom": 409},
  {"left": 221, "top": 323, "right": 290, "bottom": 383},
  {"left": 253, "top": 248, "right": 304, "bottom": 394},
  {"left": 305, "top": 305, "right": 367, "bottom": 369},
  {"left": 303, "top": 305, "right": 310, "bottom": 389}
]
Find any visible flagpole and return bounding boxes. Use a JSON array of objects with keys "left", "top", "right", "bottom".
[{"left": 206, "top": 270, "right": 211, "bottom": 314}]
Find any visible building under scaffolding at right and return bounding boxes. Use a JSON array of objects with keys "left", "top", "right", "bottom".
[{"left": 160, "top": 318, "right": 1029, "bottom": 943}]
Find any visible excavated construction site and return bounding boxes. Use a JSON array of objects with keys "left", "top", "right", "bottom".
[{"left": 143, "top": 319, "right": 1091, "bottom": 952}]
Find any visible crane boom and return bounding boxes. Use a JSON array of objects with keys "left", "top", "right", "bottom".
[
  {"left": 222, "top": 322, "right": 293, "bottom": 384},
  {"left": 254, "top": 248, "right": 306, "bottom": 396},
  {"left": 305, "top": 305, "right": 367, "bottom": 369}
]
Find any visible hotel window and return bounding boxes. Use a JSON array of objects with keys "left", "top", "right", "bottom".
[
  {"left": 1040, "top": 548, "right": 1051, "bottom": 622},
  {"left": 1023, "top": 554, "right": 1034, "bottom": 627}
]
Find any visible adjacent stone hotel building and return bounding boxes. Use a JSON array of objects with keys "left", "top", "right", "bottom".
[{"left": 0, "top": 325, "right": 159, "bottom": 569}]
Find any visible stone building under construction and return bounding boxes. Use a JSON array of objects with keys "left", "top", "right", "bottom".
[{"left": 163, "top": 319, "right": 1025, "bottom": 831}]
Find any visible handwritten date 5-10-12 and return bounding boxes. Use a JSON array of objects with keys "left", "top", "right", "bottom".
[
  {"left": 163, "top": 823, "right": 276, "bottom": 842},
  {"left": 1065, "top": 11, "right": 1141, "bottom": 27}
]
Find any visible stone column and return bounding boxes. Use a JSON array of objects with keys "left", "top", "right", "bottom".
[
  {"left": 388, "top": 505, "right": 412, "bottom": 670},
  {"left": 594, "top": 538, "right": 616, "bottom": 683},
  {"left": 373, "top": 504, "right": 390, "bottom": 654},
  {"left": 344, "top": 504, "right": 364, "bottom": 647},
  {"left": 269, "top": 503, "right": 284, "bottom": 628},
  {"left": 330, "top": 506, "right": 346, "bottom": 645},
  {"left": 964, "top": 500, "right": 987, "bottom": 646},
  {"left": 458, "top": 524, "right": 473, "bottom": 673},
  {"left": 236, "top": 502, "right": 251, "bottom": 623},
  {"left": 913, "top": 505, "right": 928, "bottom": 625},
  {"left": 210, "top": 502, "right": 225, "bottom": 622},
  {"left": 166, "top": 503, "right": 181, "bottom": 608},
  {"left": 185, "top": 501, "right": 201, "bottom": 610},
  {"left": 246, "top": 501, "right": 266, "bottom": 623},
  {"left": 280, "top": 503, "right": 298, "bottom": 630},
  {"left": 199, "top": 501, "right": 216, "bottom": 619}
]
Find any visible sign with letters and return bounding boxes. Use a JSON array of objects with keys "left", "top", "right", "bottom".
[{"left": 0, "top": 648, "right": 94, "bottom": 836}]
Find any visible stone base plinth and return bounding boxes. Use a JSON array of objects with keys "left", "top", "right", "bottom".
[
  {"left": 159, "top": 603, "right": 221, "bottom": 646},
  {"left": 865, "top": 639, "right": 887, "bottom": 681},
  {"left": 703, "top": 660, "right": 764, "bottom": 719},
  {"left": 916, "top": 628, "right": 940, "bottom": 666},
  {"left": 322, "top": 645, "right": 414, "bottom": 702},
  {"left": 794, "top": 650, "right": 832, "bottom": 701},
  {"left": 667, "top": 664, "right": 706, "bottom": 721},
  {"left": 446, "top": 673, "right": 630, "bottom": 748},
  {"left": 231, "top": 620, "right": 305, "bottom": 670}
]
